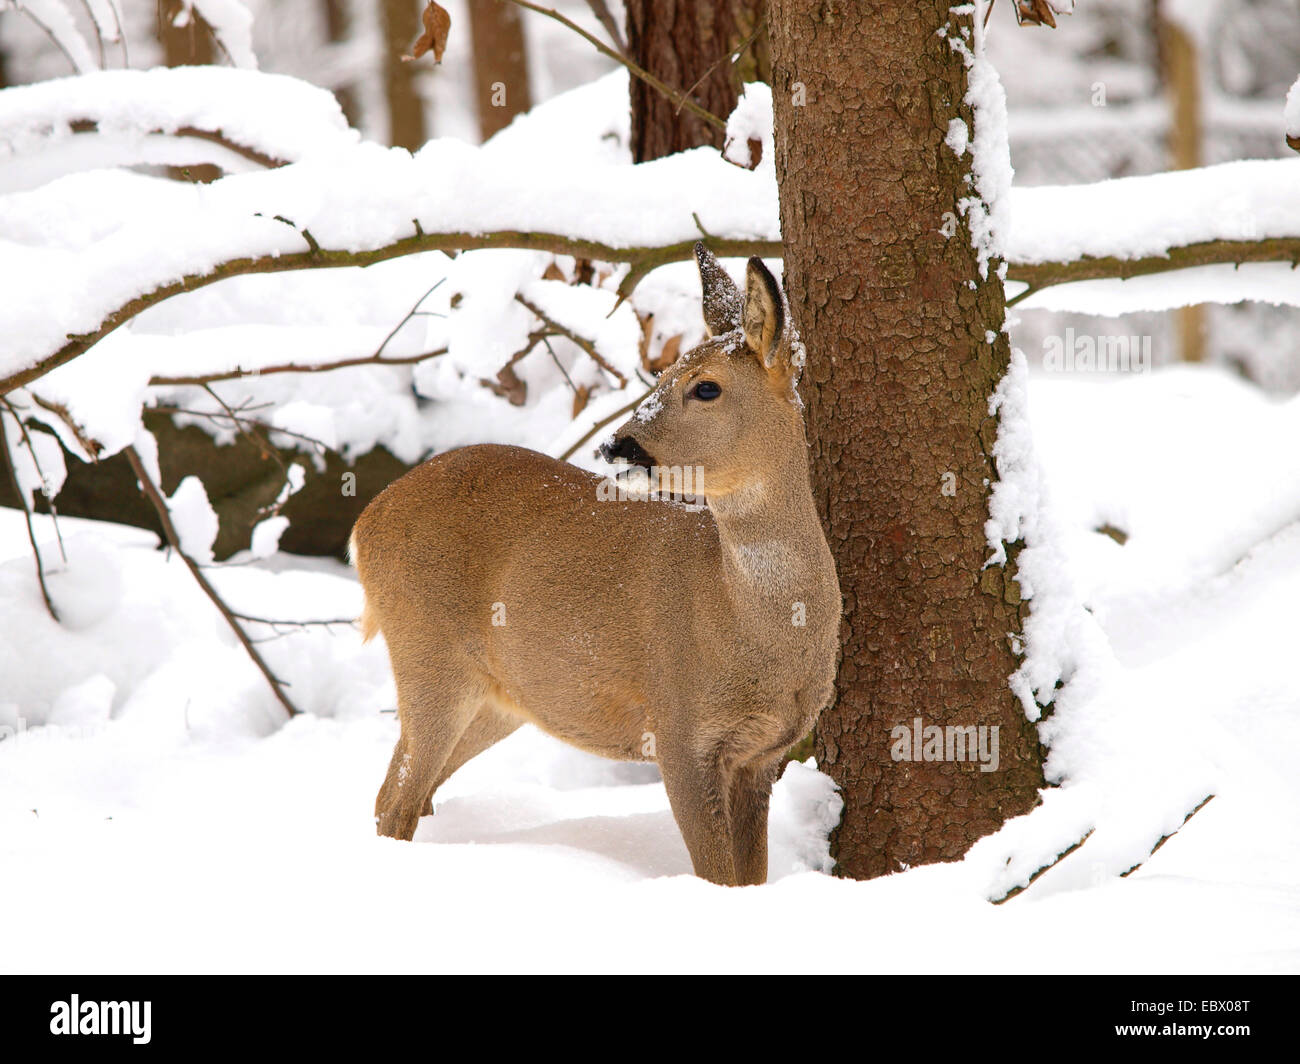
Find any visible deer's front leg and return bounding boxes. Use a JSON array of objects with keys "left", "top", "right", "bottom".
[
  {"left": 727, "top": 757, "right": 780, "bottom": 886},
  {"left": 658, "top": 741, "right": 737, "bottom": 886}
]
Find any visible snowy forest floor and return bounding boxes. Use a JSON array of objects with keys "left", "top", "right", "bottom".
[{"left": 2, "top": 365, "right": 1298, "bottom": 973}]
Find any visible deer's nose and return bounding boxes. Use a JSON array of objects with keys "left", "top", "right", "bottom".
[{"left": 600, "top": 435, "right": 656, "bottom": 468}]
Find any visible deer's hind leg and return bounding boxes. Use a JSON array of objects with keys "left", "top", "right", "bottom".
[
  {"left": 375, "top": 659, "right": 487, "bottom": 841},
  {"left": 424, "top": 703, "right": 524, "bottom": 810},
  {"left": 727, "top": 757, "right": 782, "bottom": 886}
]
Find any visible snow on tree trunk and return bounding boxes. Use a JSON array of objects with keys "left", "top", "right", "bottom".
[{"left": 769, "top": 0, "right": 1046, "bottom": 879}]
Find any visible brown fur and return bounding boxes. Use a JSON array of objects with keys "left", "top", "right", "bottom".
[{"left": 350, "top": 246, "right": 842, "bottom": 885}]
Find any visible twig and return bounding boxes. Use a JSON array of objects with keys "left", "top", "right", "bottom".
[
  {"left": 149, "top": 347, "right": 448, "bottom": 387},
  {"left": 2, "top": 396, "right": 69, "bottom": 562},
  {"left": 123, "top": 444, "right": 301, "bottom": 718},
  {"left": 230, "top": 611, "right": 358, "bottom": 629},
  {"left": 558, "top": 386, "right": 654, "bottom": 462},
  {"left": 27, "top": 392, "right": 104, "bottom": 460},
  {"left": 540, "top": 336, "right": 578, "bottom": 394},
  {"left": 76, "top": 0, "right": 106, "bottom": 68},
  {"left": 374, "top": 278, "right": 447, "bottom": 359},
  {"left": 498, "top": 0, "right": 725, "bottom": 130},
  {"left": 148, "top": 404, "right": 335, "bottom": 455},
  {"left": 516, "top": 294, "right": 627, "bottom": 383},
  {"left": 583, "top": 0, "right": 626, "bottom": 54},
  {"left": 0, "top": 404, "right": 60, "bottom": 622},
  {"left": 15, "top": 2, "right": 83, "bottom": 73},
  {"left": 674, "top": 24, "right": 763, "bottom": 118},
  {"left": 200, "top": 384, "right": 289, "bottom": 474}
]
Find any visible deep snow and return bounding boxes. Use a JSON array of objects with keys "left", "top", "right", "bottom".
[{"left": 2, "top": 366, "right": 1296, "bottom": 973}]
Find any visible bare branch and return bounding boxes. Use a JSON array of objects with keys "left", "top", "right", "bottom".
[
  {"left": 61, "top": 118, "right": 289, "bottom": 169},
  {"left": 582, "top": 0, "right": 625, "bottom": 54},
  {"left": 10, "top": 230, "right": 1300, "bottom": 398},
  {"left": 0, "top": 232, "right": 779, "bottom": 396},
  {"left": 515, "top": 293, "right": 627, "bottom": 384},
  {"left": 147, "top": 404, "right": 335, "bottom": 455},
  {"left": 0, "top": 401, "right": 60, "bottom": 622},
  {"left": 123, "top": 443, "right": 301, "bottom": 718},
  {"left": 148, "top": 347, "right": 448, "bottom": 387},
  {"left": 557, "top": 386, "right": 653, "bottom": 462}
]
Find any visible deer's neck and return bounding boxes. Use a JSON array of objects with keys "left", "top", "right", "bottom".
[{"left": 708, "top": 447, "right": 833, "bottom": 602}]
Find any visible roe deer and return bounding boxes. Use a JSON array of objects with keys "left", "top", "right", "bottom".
[{"left": 349, "top": 245, "right": 841, "bottom": 885}]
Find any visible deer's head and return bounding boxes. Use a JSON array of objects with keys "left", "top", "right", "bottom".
[{"left": 601, "top": 244, "right": 805, "bottom": 501}]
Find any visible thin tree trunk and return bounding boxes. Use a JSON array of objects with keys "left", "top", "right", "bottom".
[
  {"left": 624, "top": 0, "right": 763, "bottom": 162},
  {"left": 468, "top": 0, "right": 533, "bottom": 140},
  {"left": 158, "top": 0, "right": 214, "bottom": 66},
  {"left": 379, "top": 0, "right": 428, "bottom": 150},
  {"left": 157, "top": 1, "right": 220, "bottom": 183},
  {"left": 323, "top": 0, "right": 362, "bottom": 128},
  {"left": 1156, "top": 1, "right": 1205, "bottom": 363},
  {"left": 769, "top": 0, "right": 1046, "bottom": 879}
]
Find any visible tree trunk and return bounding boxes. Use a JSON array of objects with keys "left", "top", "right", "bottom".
[
  {"left": 379, "top": 0, "right": 428, "bottom": 150},
  {"left": 1155, "top": 1, "right": 1205, "bottom": 363},
  {"left": 769, "top": 0, "right": 1045, "bottom": 880},
  {"left": 158, "top": 0, "right": 214, "bottom": 66},
  {"left": 323, "top": 0, "right": 362, "bottom": 128},
  {"left": 157, "top": 1, "right": 220, "bottom": 183},
  {"left": 624, "top": 0, "right": 765, "bottom": 162},
  {"left": 468, "top": 0, "right": 533, "bottom": 140}
]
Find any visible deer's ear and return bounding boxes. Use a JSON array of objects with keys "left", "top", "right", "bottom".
[
  {"left": 695, "top": 242, "right": 743, "bottom": 337},
  {"left": 742, "top": 257, "right": 786, "bottom": 369}
]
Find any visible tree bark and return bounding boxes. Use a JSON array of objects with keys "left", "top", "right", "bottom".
[
  {"left": 468, "top": 0, "right": 533, "bottom": 140},
  {"left": 379, "top": 0, "right": 428, "bottom": 150},
  {"left": 769, "top": 0, "right": 1046, "bottom": 880},
  {"left": 624, "top": 0, "right": 765, "bottom": 162}
]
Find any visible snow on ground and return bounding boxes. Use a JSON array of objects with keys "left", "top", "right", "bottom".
[{"left": 1, "top": 365, "right": 1297, "bottom": 973}]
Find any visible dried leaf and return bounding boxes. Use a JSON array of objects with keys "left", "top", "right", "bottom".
[
  {"left": 572, "top": 385, "right": 591, "bottom": 419},
  {"left": 403, "top": 1, "right": 451, "bottom": 63},
  {"left": 542, "top": 261, "right": 567, "bottom": 282},
  {"left": 652, "top": 334, "right": 682, "bottom": 374},
  {"left": 637, "top": 312, "right": 655, "bottom": 369}
]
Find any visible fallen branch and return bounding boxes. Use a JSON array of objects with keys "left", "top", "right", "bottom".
[
  {"left": 123, "top": 444, "right": 301, "bottom": 718},
  {"left": 1119, "top": 794, "right": 1215, "bottom": 878},
  {"left": 990, "top": 828, "right": 1094, "bottom": 904}
]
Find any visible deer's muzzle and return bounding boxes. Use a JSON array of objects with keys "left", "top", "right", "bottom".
[{"left": 599, "top": 435, "right": 656, "bottom": 469}]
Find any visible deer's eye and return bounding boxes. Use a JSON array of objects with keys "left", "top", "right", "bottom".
[{"left": 692, "top": 380, "right": 722, "bottom": 401}]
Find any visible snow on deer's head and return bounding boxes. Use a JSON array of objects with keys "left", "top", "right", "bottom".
[{"left": 600, "top": 244, "right": 805, "bottom": 502}]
